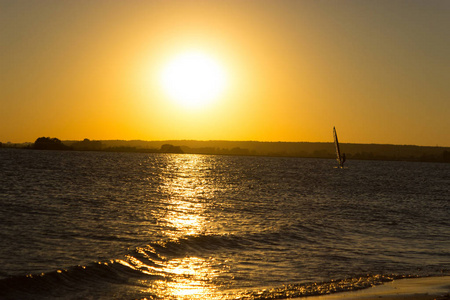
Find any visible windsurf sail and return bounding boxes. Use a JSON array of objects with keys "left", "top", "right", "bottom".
[{"left": 333, "top": 126, "right": 343, "bottom": 168}]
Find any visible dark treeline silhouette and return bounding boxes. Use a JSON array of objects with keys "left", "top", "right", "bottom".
[
  {"left": 33, "top": 137, "right": 72, "bottom": 150},
  {"left": 444, "top": 151, "right": 450, "bottom": 163},
  {"left": 71, "top": 139, "right": 102, "bottom": 151},
  {"left": 96, "top": 144, "right": 183, "bottom": 154},
  {"left": 160, "top": 144, "right": 183, "bottom": 154},
  {"left": 2, "top": 138, "right": 449, "bottom": 163},
  {"left": 27, "top": 137, "right": 184, "bottom": 154}
]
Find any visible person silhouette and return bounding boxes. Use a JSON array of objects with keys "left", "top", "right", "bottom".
[{"left": 342, "top": 153, "right": 346, "bottom": 167}]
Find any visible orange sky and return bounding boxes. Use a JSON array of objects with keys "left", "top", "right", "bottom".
[{"left": 1, "top": 1, "right": 449, "bottom": 146}]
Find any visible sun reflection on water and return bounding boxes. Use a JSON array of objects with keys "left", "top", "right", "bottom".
[
  {"left": 145, "top": 154, "right": 223, "bottom": 299},
  {"left": 149, "top": 256, "right": 222, "bottom": 299},
  {"left": 157, "top": 154, "right": 216, "bottom": 237}
]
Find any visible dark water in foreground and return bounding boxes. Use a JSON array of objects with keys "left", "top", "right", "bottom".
[{"left": 0, "top": 148, "right": 449, "bottom": 299}]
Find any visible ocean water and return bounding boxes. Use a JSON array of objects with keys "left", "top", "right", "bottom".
[{"left": 0, "top": 148, "right": 449, "bottom": 299}]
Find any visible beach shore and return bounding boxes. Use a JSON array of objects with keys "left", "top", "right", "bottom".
[{"left": 300, "top": 276, "right": 450, "bottom": 300}]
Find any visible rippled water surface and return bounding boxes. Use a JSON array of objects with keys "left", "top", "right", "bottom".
[{"left": 0, "top": 148, "right": 449, "bottom": 299}]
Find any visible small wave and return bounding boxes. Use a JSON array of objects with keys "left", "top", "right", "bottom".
[
  {"left": 0, "top": 260, "right": 425, "bottom": 300},
  {"left": 0, "top": 260, "right": 163, "bottom": 300},
  {"left": 0, "top": 234, "right": 244, "bottom": 299},
  {"left": 146, "top": 229, "right": 317, "bottom": 258},
  {"left": 1, "top": 231, "right": 436, "bottom": 300},
  {"left": 143, "top": 233, "right": 247, "bottom": 258}
]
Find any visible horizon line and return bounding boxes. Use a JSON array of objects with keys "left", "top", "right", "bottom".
[{"left": 2, "top": 138, "right": 449, "bottom": 149}]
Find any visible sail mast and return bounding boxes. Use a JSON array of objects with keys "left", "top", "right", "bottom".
[{"left": 333, "top": 126, "right": 342, "bottom": 166}]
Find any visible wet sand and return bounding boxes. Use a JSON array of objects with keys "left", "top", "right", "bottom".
[{"left": 301, "top": 276, "right": 450, "bottom": 300}]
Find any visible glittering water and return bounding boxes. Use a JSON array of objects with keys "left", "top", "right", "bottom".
[{"left": 0, "top": 148, "right": 449, "bottom": 299}]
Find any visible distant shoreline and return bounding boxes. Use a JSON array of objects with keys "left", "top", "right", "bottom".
[{"left": 2, "top": 138, "right": 450, "bottom": 163}]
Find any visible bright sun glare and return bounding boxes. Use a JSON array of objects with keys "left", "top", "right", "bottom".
[{"left": 160, "top": 51, "right": 228, "bottom": 108}]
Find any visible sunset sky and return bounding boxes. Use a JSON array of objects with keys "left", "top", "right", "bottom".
[{"left": 1, "top": 0, "right": 449, "bottom": 146}]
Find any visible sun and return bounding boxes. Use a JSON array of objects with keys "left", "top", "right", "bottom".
[{"left": 160, "top": 51, "right": 228, "bottom": 108}]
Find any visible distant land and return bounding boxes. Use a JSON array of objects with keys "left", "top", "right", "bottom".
[{"left": 2, "top": 138, "right": 450, "bottom": 163}]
